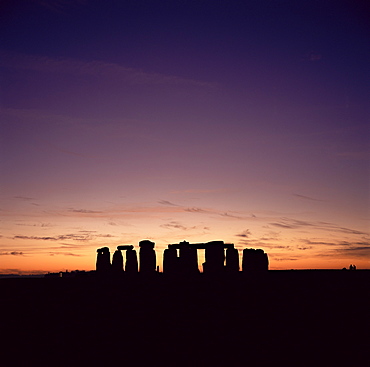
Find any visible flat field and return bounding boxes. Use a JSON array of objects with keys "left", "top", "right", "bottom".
[{"left": 1, "top": 271, "right": 369, "bottom": 367}]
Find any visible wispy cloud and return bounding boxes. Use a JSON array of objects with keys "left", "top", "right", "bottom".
[
  {"left": 0, "top": 51, "right": 215, "bottom": 88},
  {"left": 269, "top": 217, "right": 368, "bottom": 235},
  {"left": 335, "top": 227, "right": 368, "bottom": 235},
  {"left": 271, "top": 257, "right": 299, "bottom": 261},
  {"left": 68, "top": 208, "right": 103, "bottom": 214},
  {"left": 319, "top": 242, "right": 370, "bottom": 259},
  {"left": 302, "top": 239, "right": 370, "bottom": 248},
  {"left": 339, "top": 246, "right": 370, "bottom": 252},
  {"left": 15, "top": 222, "right": 53, "bottom": 227},
  {"left": 13, "top": 196, "right": 36, "bottom": 201},
  {"left": 260, "top": 231, "right": 281, "bottom": 241},
  {"left": 296, "top": 246, "right": 312, "bottom": 251},
  {"left": 14, "top": 235, "right": 59, "bottom": 241},
  {"left": 270, "top": 223, "right": 295, "bottom": 229},
  {"left": 293, "top": 194, "right": 325, "bottom": 202},
  {"left": 98, "top": 204, "right": 185, "bottom": 215},
  {"left": 235, "top": 229, "right": 251, "bottom": 238},
  {"left": 158, "top": 200, "right": 180, "bottom": 206},
  {"left": 0, "top": 251, "right": 24, "bottom": 256},
  {"left": 220, "top": 212, "right": 243, "bottom": 219},
  {"left": 160, "top": 221, "right": 195, "bottom": 231},
  {"left": 302, "top": 239, "right": 343, "bottom": 246},
  {"left": 270, "top": 218, "right": 315, "bottom": 229},
  {"left": 184, "top": 207, "right": 209, "bottom": 213},
  {"left": 236, "top": 238, "right": 284, "bottom": 249},
  {"left": 50, "top": 243, "right": 86, "bottom": 249},
  {"left": 49, "top": 252, "right": 82, "bottom": 256},
  {"left": 170, "top": 189, "right": 226, "bottom": 194},
  {"left": 13, "top": 231, "right": 114, "bottom": 242}
]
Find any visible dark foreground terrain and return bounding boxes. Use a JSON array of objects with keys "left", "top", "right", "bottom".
[{"left": 1, "top": 271, "right": 369, "bottom": 367}]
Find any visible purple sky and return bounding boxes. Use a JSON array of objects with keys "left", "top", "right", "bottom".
[{"left": 1, "top": 0, "right": 369, "bottom": 273}]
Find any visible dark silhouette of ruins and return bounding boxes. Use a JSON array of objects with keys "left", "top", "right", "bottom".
[
  {"left": 97, "top": 245, "right": 139, "bottom": 274},
  {"left": 4, "top": 244, "right": 369, "bottom": 367},
  {"left": 96, "top": 240, "right": 268, "bottom": 275},
  {"left": 242, "top": 248, "right": 269, "bottom": 272},
  {"left": 164, "top": 240, "right": 241, "bottom": 275}
]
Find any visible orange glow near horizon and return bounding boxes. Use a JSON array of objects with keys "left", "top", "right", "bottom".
[
  {"left": 1, "top": 197, "right": 369, "bottom": 274},
  {"left": 1, "top": 2, "right": 369, "bottom": 274},
  {"left": 2, "top": 239, "right": 369, "bottom": 275}
]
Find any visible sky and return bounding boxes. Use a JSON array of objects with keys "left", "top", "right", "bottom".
[{"left": 1, "top": 0, "right": 369, "bottom": 274}]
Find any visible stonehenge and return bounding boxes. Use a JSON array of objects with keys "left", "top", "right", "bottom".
[{"left": 96, "top": 240, "right": 268, "bottom": 275}]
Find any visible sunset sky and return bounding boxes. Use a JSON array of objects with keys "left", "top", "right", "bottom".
[{"left": 1, "top": 0, "right": 369, "bottom": 274}]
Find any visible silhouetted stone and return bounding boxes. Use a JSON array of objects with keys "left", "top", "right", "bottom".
[
  {"left": 225, "top": 245, "right": 239, "bottom": 272},
  {"left": 187, "top": 246, "right": 199, "bottom": 274},
  {"left": 178, "top": 241, "right": 199, "bottom": 275},
  {"left": 95, "top": 241, "right": 271, "bottom": 277},
  {"left": 125, "top": 248, "right": 138, "bottom": 274},
  {"left": 262, "top": 250, "right": 269, "bottom": 270},
  {"left": 167, "top": 240, "right": 239, "bottom": 275},
  {"left": 96, "top": 247, "right": 111, "bottom": 273},
  {"left": 112, "top": 249, "right": 124, "bottom": 273},
  {"left": 203, "top": 241, "right": 225, "bottom": 274},
  {"left": 117, "top": 245, "right": 134, "bottom": 251},
  {"left": 163, "top": 247, "right": 178, "bottom": 275},
  {"left": 139, "top": 240, "right": 156, "bottom": 273},
  {"left": 242, "top": 248, "right": 269, "bottom": 272}
]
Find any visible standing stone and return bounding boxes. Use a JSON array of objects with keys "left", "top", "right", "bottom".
[
  {"left": 179, "top": 241, "right": 199, "bottom": 275},
  {"left": 96, "top": 247, "right": 111, "bottom": 273},
  {"left": 139, "top": 240, "right": 156, "bottom": 273},
  {"left": 163, "top": 247, "right": 178, "bottom": 275},
  {"left": 242, "top": 248, "right": 269, "bottom": 272},
  {"left": 225, "top": 246, "right": 239, "bottom": 272},
  {"left": 204, "top": 241, "right": 225, "bottom": 274},
  {"left": 125, "top": 248, "right": 138, "bottom": 274},
  {"left": 112, "top": 249, "right": 124, "bottom": 273}
]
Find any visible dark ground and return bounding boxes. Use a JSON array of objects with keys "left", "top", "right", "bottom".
[{"left": 1, "top": 271, "right": 369, "bottom": 367}]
